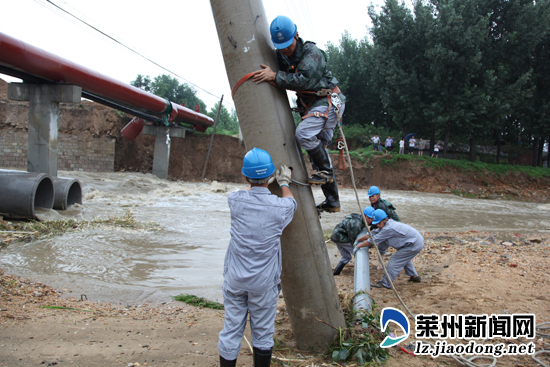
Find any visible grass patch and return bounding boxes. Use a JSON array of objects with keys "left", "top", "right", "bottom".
[
  {"left": 0, "top": 211, "right": 160, "bottom": 244},
  {"left": 173, "top": 294, "right": 224, "bottom": 310},
  {"left": 373, "top": 151, "right": 550, "bottom": 178}
]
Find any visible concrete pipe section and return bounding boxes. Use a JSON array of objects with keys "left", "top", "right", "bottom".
[
  {"left": 0, "top": 169, "right": 54, "bottom": 219},
  {"left": 52, "top": 177, "right": 82, "bottom": 210}
]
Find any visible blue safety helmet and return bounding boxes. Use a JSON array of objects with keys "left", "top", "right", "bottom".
[
  {"left": 241, "top": 147, "right": 276, "bottom": 182},
  {"left": 372, "top": 209, "right": 388, "bottom": 225},
  {"left": 270, "top": 15, "right": 297, "bottom": 49},
  {"left": 368, "top": 186, "right": 381, "bottom": 197},
  {"left": 363, "top": 206, "right": 375, "bottom": 218}
]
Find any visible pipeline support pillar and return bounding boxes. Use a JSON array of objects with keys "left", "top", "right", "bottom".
[
  {"left": 142, "top": 125, "right": 185, "bottom": 180},
  {"left": 8, "top": 83, "right": 82, "bottom": 177},
  {"left": 210, "top": 0, "right": 345, "bottom": 350}
]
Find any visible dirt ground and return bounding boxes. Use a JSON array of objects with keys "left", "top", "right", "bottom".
[
  {"left": 1, "top": 231, "right": 550, "bottom": 367},
  {"left": 1, "top": 78, "right": 550, "bottom": 366}
]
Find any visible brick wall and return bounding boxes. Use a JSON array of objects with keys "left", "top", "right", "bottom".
[{"left": 0, "top": 131, "right": 115, "bottom": 172}]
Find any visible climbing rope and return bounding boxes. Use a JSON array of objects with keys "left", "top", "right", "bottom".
[
  {"left": 234, "top": 77, "right": 547, "bottom": 366},
  {"left": 330, "top": 94, "right": 499, "bottom": 367}
]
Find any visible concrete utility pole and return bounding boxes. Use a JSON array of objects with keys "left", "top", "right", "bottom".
[{"left": 210, "top": 0, "right": 345, "bottom": 350}]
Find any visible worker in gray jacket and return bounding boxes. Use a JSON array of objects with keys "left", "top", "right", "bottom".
[
  {"left": 355, "top": 209, "right": 423, "bottom": 289},
  {"left": 218, "top": 147, "right": 297, "bottom": 367}
]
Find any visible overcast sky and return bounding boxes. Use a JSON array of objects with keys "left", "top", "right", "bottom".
[{"left": 0, "top": 0, "right": 391, "bottom": 112}]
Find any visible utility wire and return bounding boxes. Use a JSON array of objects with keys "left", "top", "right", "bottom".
[{"left": 39, "top": 0, "right": 230, "bottom": 108}]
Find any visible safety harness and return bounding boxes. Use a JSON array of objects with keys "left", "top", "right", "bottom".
[{"left": 295, "top": 85, "right": 340, "bottom": 120}]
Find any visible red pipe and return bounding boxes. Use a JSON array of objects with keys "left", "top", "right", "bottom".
[{"left": 0, "top": 32, "right": 214, "bottom": 131}]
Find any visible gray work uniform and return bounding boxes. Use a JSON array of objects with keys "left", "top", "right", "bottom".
[
  {"left": 295, "top": 104, "right": 346, "bottom": 150},
  {"left": 218, "top": 186, "right": 297, "bottom": 361},
  {"left": 368, "top": 220, "right": 424, "bottom": 288}
]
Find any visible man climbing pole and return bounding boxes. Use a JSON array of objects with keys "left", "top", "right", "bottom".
[{"left": 252, "top": 15, "right": 346, "bottom": 213}]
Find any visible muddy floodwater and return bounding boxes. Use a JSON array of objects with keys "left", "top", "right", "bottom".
[{"left": 1, "top": 171, "right": 549, "bottom": 305}]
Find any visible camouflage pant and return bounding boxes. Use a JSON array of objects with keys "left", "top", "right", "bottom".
[{"left": 295, "top": 104, "right": 346, "bottom": 150}]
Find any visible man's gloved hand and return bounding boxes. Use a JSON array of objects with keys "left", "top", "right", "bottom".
[{"left": 275, "top": 165, "right": 292, "bottom": 187}]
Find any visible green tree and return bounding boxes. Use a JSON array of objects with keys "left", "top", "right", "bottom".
[
  {"left": 131, "top": 74, "right": 207, "bottom": 113},
  {"left": 368, "top": 0, "right": 431, "bottom": 140},
  {"left": 505, "top": 0, "right": 550, "bottom": 166},
  {"left": 207, "top": 101, "right": 239, "bottom": 134},
  {"left": 325, "top": 32, "right": 383, "bottom": 127},
  {"left": 131, "top": 74, "right": 151, "bottom": 92}
]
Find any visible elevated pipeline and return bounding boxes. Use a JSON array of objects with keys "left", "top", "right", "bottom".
[{"left": 0, "top": 32, "right": 214, "bottom": 132}]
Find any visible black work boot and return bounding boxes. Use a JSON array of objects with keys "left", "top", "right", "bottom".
[
  {"left": 333, "top": 260, "right": 346, "bottom": 275},
  {"left": 219, "top": 355, "right": 236, "bottom": 367},
  {"left": 253, "top": 347, "right": 272, "bottom": 367},
  {"left": 306, "top": 143, "right": 334, "bottom": 185},
  {"left": 316, "top": 176, "right": 340, "bottom": 212}
]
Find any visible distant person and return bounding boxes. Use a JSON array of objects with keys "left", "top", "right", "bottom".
[
  {"left": 218, "top": 148, "right": 297, "bottom": 367},
  {"left": 330, "top": 207, "right": 375, "bottom": 275},
  {"left": 368, "top": 186, "right": 400, "bottom": 221},
  {"left": 372, "top": 134, "right": 380, "bottom": 152},
  {"left": 418, "top": 138, "right": 425, "bottom": 156},
  {"left": 355, "top": 209, "right": 424, "bottom": 289},
  {"left": 385, "top": 136, "right": 393, "bottom": 155},
  {"left": 431, "top": 143, "right": 441, "bottom": 158},
  {"left": 399, "top": 138, "right": 405, "bottom": 154},
  {"left": 408, "top": 136, "right": 416, "bottom": 155}
]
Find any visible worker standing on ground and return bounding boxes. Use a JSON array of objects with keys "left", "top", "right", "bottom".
[
  {"left": 218, "top": 148, "right": 297, "bottom": 367},
  {"left": 368, "top": 186, "right": 400, "bottom": 221},
  {"left": 355, "top": 209, "right": 424, "bottom": 289},
  {"left": 330, "top": 207, "right": 375, "bottom": 276},
  {"left": 252, "top": 15, "right": 346, "bottom": 213}
]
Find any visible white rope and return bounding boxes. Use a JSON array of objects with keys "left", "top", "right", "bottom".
[{"left": 331, "top": 97, "right": 497, "bottom": 367}]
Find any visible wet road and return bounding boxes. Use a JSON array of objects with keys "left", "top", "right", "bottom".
[{"left": 1, "top": 171, "right": 548, "bottom": 305}]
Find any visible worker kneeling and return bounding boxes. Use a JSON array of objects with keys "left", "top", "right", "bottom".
[
  {"left": 355, "top": 209, "right": 423, "bottom": 289},
  {"left": 218, "top": 148, "right": 297, "bottom": 367}
]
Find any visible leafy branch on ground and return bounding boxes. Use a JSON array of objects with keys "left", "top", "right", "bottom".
[
  {"left": 173, "top": 294, "right": 224, "bottom": 310},
  {"left": 0, "top": 211, "right": 160, "bottom": 245},
  {"left": 327, "top": 292, "right": 389, "bottom": 365}
]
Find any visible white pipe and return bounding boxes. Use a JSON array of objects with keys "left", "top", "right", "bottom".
[{"left": 353, "top": 227, "right": 372, "bottom": 312}]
